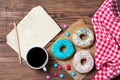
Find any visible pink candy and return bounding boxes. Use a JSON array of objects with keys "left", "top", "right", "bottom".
[
  {"left": 46, "top": 75, "right": 50, "bottom": 80},
  {"left": 63, "top": 24, "right": 68, "bottom": 29},
  {"left": 58, "top": 65, "right": 62, "bottom": 70},
  {"left": 54, "top": 72, "right": 58, "bottom": 77}
]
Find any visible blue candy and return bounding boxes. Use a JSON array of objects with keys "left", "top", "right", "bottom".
[
  {"left": 65, "top": 32, "right": 70, "bottom": 37},
  {"left": 59, "top": 74, "right": 64, "bottom": 78},
  {"left": 53, "top": 63, "right": 58, "bottom": 68},
  {"left": 71, "top": 72, "right": 76, "bottom": 77}
]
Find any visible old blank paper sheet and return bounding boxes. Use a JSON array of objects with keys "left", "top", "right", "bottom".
[{"left": 7, "top": 6, "right": 61, "bottom": 61}]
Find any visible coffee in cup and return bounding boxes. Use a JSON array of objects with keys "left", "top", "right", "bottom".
[{"left": 26, "top": 47, "right": 48, "bottom": 71}]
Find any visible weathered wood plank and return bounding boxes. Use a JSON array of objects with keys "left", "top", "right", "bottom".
[{"left": 0, "top": 0, "right": 120, "bottom": 80}]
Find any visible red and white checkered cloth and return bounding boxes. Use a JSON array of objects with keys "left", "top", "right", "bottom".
[{"left": 92, "top": 0, "right": 120, "bottom": 80}]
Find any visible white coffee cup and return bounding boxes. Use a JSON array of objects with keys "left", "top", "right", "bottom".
[{"left": 26, "top": 47, "right": 48, "bottom": 71}]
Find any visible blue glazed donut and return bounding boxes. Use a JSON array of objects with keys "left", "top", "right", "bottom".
[{"left": 52, "top": 39, "right": 75, "bottom": 60}]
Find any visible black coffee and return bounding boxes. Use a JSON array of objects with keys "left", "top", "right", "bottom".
[{"left": 27, "top": 47, "right": 47, "bottom": 68}]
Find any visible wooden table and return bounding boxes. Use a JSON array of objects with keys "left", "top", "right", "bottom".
[{"left": 0, "top": 0, "right": 120, "bottom": 80}]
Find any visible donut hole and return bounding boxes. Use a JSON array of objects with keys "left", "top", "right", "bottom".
[
  {"left": 80, "top": 34, "right": 88, "bottom": 40},
  {"left": 60, "top": 46, "right": 66, "bottom": 52},
  {"left": 81, "top": 59, "right": 86, "bottom": 65}
]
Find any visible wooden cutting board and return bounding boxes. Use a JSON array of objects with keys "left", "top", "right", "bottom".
[{"left": 48, "top": 19, "right": 96, "bottom": 80}]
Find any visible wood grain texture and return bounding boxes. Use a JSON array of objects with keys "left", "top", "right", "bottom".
[
  {"left": 0, "top": 0, "right": 120, "bottom": 80},
  {"left": 48, "top": 19, "right": 96, "bottom": 80}
]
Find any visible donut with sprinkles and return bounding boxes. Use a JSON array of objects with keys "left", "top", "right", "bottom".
[
  {"left": 73, "top": 51, "right": 94, "bottom": 73},
  {"left": 72, "top": 28, "right": 94, "bottom": 48}
]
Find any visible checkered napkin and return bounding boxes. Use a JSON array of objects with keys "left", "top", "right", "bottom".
[{"left": 92, "top": 0, "right": 120, "bottom": 80}]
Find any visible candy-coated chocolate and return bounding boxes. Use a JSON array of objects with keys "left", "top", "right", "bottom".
[
  {"left": 65, "top": 32, "right": 70, "bottom": 37},
  {"left": 71, "top": 72, "right": 76, "bottom": 77},
  {"left": 63, "top": 24, "right": 68, "bottom": 29},
  {"left": 54, "top": 63, "right": 59, "bottom": 68},
  {"left": 58, "top": 65, "right": 62, "bottom": 70},
  {"left": 54, "top": 72, "right": 58, "bottom": 77},
  {"left": 66, "top": 64, "right": 71, "bottom": 70},
  {"left": 46, "top": 75, "right": 50, "bottom": 80},
  {"left": 59, "top": 74, "right": 64, "bottom": 78}
]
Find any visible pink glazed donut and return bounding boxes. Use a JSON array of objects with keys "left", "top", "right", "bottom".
[{"left": 73, "top": 51, "right": 94, "bottom": 73}]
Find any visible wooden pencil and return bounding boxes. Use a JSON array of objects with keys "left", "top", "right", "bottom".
[{"left": 14, "top": 22, "right": 22, "bottom": 64}]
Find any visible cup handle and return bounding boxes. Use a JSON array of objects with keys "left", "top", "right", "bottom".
[{"left": 43, "top": 67, "right": 47, "bottom": 72}]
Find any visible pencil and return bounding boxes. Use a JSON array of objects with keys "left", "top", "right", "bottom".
[{"left": 14, "top": 22, "right": 22, "bottom": 64}]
